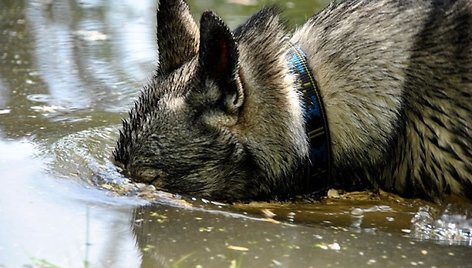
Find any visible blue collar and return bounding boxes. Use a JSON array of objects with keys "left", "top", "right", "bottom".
[{"left": 287, "top": 43, "right": 332, "bottom": 192}]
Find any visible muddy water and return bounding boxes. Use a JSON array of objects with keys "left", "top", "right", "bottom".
[{"left": 0, "top": 0, "right": 470, "bottom": 267}]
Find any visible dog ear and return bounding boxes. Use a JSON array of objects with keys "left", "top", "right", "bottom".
[
  {"left": 156, "top": 0, "right": 199, "bottom": 75},
  {"left": 199, "top": 11, "right": 243, "bottom": 113}
]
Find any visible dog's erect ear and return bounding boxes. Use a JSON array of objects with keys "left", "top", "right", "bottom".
[
  {"left": 156, "top": 0, "right": 199, "bottom": 75},
  {"left": 199, "top": 11, "right": 243, "bottom": 113}
]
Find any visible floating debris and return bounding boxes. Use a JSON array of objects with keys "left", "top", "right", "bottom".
[
  {"left": 227, "top": 245, "right": 249, "bottom": 252},
  {"left": 261, "top": 208, "right": 276, "bottom": 218},
  {"left": 142, "top": 244, "right": 155, "bottom": 252},
  {"left": 199, "top": 226, "right": 214, "bottom": 233},
  {"left": 327, "top": 189, "right": 340, "bottom": 198},
  {"left": 328, "top": 242, "right": 341, "bottom": 251},
  {"left": 367, "top": 259, "right": 377, "bottom": 265},
  {"left": 314, "top": 242, "right": 341, "bottom": 251}
]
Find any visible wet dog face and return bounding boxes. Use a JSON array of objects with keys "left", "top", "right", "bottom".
[{"left": 114, "top": 9, "right": 258, "bottom": 200}]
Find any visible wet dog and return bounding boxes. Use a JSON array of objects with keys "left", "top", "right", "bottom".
[{"left": 114, "top": 0, "right": 471, "bottom": 202}]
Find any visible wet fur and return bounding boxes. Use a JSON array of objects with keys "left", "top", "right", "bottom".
[{"left": 114, "top": 0, "right": 472, "bottom": 202}]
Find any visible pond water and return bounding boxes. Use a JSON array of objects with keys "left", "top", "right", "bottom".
[{"left": 0, "top": 0, "right": 471, "bottom": 267}]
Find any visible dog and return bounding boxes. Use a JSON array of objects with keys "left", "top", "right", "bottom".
[{"left": 113, "top": 0, "right": 471, "bottom": 202}]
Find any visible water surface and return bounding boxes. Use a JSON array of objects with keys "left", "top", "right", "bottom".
[{"left": 0, "top": 0, "right": 470, "bottom": 267}]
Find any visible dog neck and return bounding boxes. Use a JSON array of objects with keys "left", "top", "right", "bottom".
[{"left": 287, "top": 43, "right": 332, "bottom": 191}]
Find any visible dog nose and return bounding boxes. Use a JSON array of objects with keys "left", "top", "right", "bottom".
[{"left": 130, "top": 166, "right": 166, "bottom": 187}]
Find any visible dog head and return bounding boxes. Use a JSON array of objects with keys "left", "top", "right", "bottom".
[{"left": 114, "top": 0, "right": 308, "bottom": 201}]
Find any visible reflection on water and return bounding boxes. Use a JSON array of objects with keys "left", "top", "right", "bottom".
[
  {"left": 0, "top": 139, "right": 141, "bottom": 267},
  {"left": 0, "top": 0, "right": 152, "bottom": 139},
  {"left": 0, "top": 0, "right": 471, "bottom": 267},
  {"left": 132, "top": 204, "right": 471, "bottom": 267}
]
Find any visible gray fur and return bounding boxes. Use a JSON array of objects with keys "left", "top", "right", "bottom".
[{"left": 114, "top": 0, "right": 471, "bottom": 201}]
